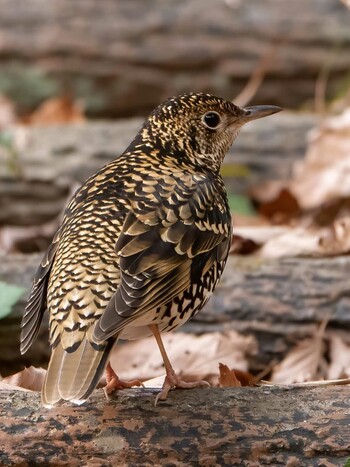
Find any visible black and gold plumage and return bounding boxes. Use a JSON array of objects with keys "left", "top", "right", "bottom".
[{"left": 20, "top": 93, "right": 281, "bottom": 405}]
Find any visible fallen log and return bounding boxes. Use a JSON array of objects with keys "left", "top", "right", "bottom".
[
  {"left": 0, "top": 386, "right": 349, "bottom": 465},
  {"left": 0, "top": 0, "right": 349, "bottom": 115},
  {"left": 2, "top": 253, "right": 350, "bottom": 375}
]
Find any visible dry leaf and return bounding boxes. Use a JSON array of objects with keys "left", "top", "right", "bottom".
[
  {"left": 0, "top": 381, "right": 32, "bottom": 392},
  {"left": 234, "top": 226, "right": 293, "bottom": 245},
  {"left": 234, "top": 220, "right": 350, "bottom": 259},
  {"left": 250, "top": 183, "right": 300, "bottom": 223},
  {"left": 218, "top": 364, "right": 257, "bottom": 387},
  {"left": 219, "top": 363, "right": 241, "bottom": 387},
  {"left": 247, "top": 108, "right": 350, "bottom": 229},
  {"left": 318, "top": 218, "right": 350, "bottom": 255},
  {"left": 257, "top": 226, "right": 324, "bottom": 258},
  {"left": 0, "top": 218, "right": 58, "bottom": 254},
  {"left": 27, "top": 96, "right": 85, "bottom": 125},
  {"left": 291, "top": 108, "right": 350, "bottom": 210},
  {"left": 234, "top": 225, "right": 320, "bottom": 258},
  {"left": 232, "top": 213, "right": 269, "bottom": 227},
  {"left": 2, "top": 366, "right": 46, "bottom": 392},
  {"left": 110, "top": 330, "right": 256, "bottom": 383},
  {"left": 271, "top": 324, "right": 327, "bottom": 384},
  {"left": 327, "top": 334, "right": 350, "bottom": 380},
  {"left": 142, "top": 375, "right": 166, "bottom": 389},
  {"left": 230, "top": 234, "right": 261, "bottom": 255}
]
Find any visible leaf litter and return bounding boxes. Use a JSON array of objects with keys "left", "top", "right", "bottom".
[
  {"left": 5, "top": 323, "right": 350, "bottom": 393},
  {"left": 3, "top": 331, "right": 257, "bottom": 392},
  {"left": 236, "top": 107, "right": 350, "bottom": 258},
  {"left": 109, "top": 330, "right": 257, "bottom": 387}
]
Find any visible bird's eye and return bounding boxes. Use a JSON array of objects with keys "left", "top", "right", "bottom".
[{"left": 202, "top": 111, "right": 221, "bottom": 129}]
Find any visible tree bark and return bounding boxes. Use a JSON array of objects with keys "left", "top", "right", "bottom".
[
  {"left": 0, "top": 0, "right": 349, "bottom": 116},
  {"left": 2, "top": 253, "right": 350, "bottom": 375},
  {"left": 1, "top": 386, "right": 350, "bottom": 466},
  {"left": 0, "top": 113, "right": 317, "bottom": 226}
]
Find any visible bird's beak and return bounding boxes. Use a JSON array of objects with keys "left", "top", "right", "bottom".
[{"left": 241, "top": 105, "right": 282, "bottom": 122}]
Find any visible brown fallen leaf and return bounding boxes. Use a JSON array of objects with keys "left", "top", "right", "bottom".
[
  {"left": 26, "top": 95, "right": 85, "bottom": 125},
  {"left": 2, "top": 366, "right": 46, "bottom": 392},
  {"left": 289, "top": 108, "right": 350, "bottom": 210},
  {"left": 318, "top": 217, "right": 350, "bottom": 255},
  {"left": 234, "top": 219, "right": 350, "bottom": 259},
  {"left": 327, "top": 334, "right": 350, "bottom": 380},
  {"left": 0, "top": 218, "right": 58, "bottom": 254},
  {"left": 230, "top": 234, "right": 261, "bottom": 255},
  {"left": 271, "top": 322, "right": 328, "bottom": 384},
  {"left": 219, "top": 364, "right": 257, "bottom": 387},
  {"left": 219, "top": 363, "right": 241, "bottom": 387},
  {"left": 250, "top": 183, "right": 300, "bottom": 223}
]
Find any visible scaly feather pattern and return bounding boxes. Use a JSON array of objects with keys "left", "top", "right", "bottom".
[{"left": 20, "top": 93, "right": 281, "bottom": 405}]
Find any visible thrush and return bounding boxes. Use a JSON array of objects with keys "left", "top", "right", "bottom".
[{"left": 20, "top": 93, "right": 281, "bottom": 406}]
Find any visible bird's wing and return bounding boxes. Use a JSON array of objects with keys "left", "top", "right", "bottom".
[
  {"left": 93, "top": 178, "right": 231, "bottom": 342},
  {"left": 20, "top": 227, "right": 63, "bottom": 354},
  {"left": 19, "top": 189, "right": 81, "bottom": 355}
]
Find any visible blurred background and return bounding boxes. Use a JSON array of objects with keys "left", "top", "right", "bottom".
[{"left": 1, "top": 0, "right": 350, "bottom": 385}]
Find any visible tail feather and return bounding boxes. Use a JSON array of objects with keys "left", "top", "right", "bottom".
[
  {"left": 42, "top": 344, "right": 64, "bottom": 406},
  {"left": 42, "top": 337, "right": 114, "bottom": 407}
]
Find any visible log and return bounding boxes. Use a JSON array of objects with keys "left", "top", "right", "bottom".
[
  {"left": 0, "top": 112, "right": 317, "bottom": 226},
  {"left": 1, "top": 386, "right": 350, "bottom": 465},
  {"left": 2, "top": 252, "right": 350, "bottom": 375},
  {"left": 0, "top": 0, "right": 349, "bottom": 116}
]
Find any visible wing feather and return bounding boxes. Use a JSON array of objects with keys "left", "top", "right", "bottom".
[
  {"left": 20, "top": 238, "right": 59, "bottom": 354},
  {"left": 94, "top": 179, "right": 231, "bottom": 342}
]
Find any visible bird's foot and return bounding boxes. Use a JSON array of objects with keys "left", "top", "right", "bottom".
[
  {"left": 155, "top": 367, "right": 210, "bottom": 405},
  {"left": 104, "top": 376, "right": 144, "bottom": 398},
  {"left": 103, "top": 362, "right": 143, "bottom": 399}
]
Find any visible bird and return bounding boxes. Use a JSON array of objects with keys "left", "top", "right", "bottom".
[{"left": 20, "top": 93, "right": 281, "bottom": 406}]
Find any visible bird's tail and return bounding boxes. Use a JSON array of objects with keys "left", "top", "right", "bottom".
[{"left": 42, "top": 335, "right": 115, "bottom": 407}]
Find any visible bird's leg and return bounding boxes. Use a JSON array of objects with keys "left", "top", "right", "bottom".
[
  {"left": 103, "top": 362, "right": 144, "bottom": 398},
  {"left": 149, "top": 324, "right": 210, "bottom": 405}
]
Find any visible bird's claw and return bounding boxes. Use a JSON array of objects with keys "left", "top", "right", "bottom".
[
  {"left": 154, "top": 371, "right": 210, "bottom": 406},
  {"left": 104, "top": 377, "right": 144, "bottom": 399}
]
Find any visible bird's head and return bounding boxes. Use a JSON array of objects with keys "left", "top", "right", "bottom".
[{"left": 137, "top": 93, "right": 281, "bottom": 173}]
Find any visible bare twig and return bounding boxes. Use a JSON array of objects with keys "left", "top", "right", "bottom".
[
  {"left": 234, "top": 43, "right": 278, "bottom": 107},
  {"left": 314, "top": 42, "right": 342, "bottom": 114},
  {"left": 314, "top": 64, "right": 330, "bottom": 114}
]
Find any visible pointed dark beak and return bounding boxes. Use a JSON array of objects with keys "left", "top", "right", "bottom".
[{"left": 242, "top": 105, "right": 282, "bottom": 122}]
